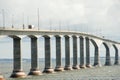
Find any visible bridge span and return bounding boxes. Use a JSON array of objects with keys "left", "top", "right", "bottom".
[{"left": 0, "top": 28, "right": 120, "bottom": 79}]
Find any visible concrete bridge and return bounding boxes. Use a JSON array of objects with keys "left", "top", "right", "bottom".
[{"left": 0, "top": 28, "right": 119, "bottom": 79}]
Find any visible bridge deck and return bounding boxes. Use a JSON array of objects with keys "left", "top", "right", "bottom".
[{"left": 0, "top": 28, "right": 119, "bottom": 44}]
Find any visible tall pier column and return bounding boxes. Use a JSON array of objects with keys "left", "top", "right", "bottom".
[
  {"left": 54, "top": 35, "right": 64, "bottom": 71},
  {"left": 43, "top": 35, "right": 54, "bottom": 73},
  {"left": 72, "top": 36, "right": 79, "bottom": 69},
  {"left": 103, "top": 43, "right": 111, "bottom": 66},
  {"left": 64, "top": 35, "right": 72, "bottom": 70},
  {"left": 93, "top": 46, "right": 100, "bottom": 67},
  {"left": 85, "top": 37, "right": 91, "bottom": 68},
  {"left": 91, "top": 39, "right": 101, "bottom": 67},
  {"left": 28, "top": 36, "right": 41, "bottom": 75},
  {"left": 79, "top": 36, "right": 86, "bottom": 68},
  {"left": 113, "top": 45, "right": 119, "bottom": 65},
  {"left": 10, "top": 37, "right": 26, "bottom": 78}
]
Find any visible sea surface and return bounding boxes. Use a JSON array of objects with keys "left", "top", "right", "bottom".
[{"left": 0, "top": 58, "right": 120, "bottom": 80}]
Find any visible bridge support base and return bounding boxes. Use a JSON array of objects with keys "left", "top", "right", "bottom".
[
  {"left": 28, "top": 69, "right": 41, "bottom": 75},
  {"left": 105, "top": 62, "right": 111, "bottom": 66},
  {"left": 80, "top": 65, "right": 86, "bottom": 69},
  {"left": 10, "top": 70, "right": 26, "bottom": 78},
  {"left": 43, "top": 68, "right": 54, "bottom": 73},
  {"left": 72, "top": 65, "right": 80, "bottom": 69},
  {"left": 114, "top": 61, "right": 119, "bottom": 65},
  {"left": 54, "top": 67, "right": 64, "bottom": 72},
  {"left": 93, "top": 63, "right": 101, "bottom": 67},
  {"left": 64, "top": 66, "right": 72, "bottom": 70},
  {"left": 86, "top": 65, "right": 92, "bottom": 68}
]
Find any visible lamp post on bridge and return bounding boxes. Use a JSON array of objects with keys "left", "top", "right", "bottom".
[
  {"left": 66, "top": 22, "right": 69, "bottom": 32},
  {"left": 37, "top": 8, "right": 40, "bottom": 30},
  {"left": 27, "top": 16, "right": 29, "bottom": 28},
  {"left": 12, "top": 14, "right": 14, "bottom": 28},
  {"left": 2, "top": 9, "right": 5, "bottom": 28},
  {"left": 49, "top": 20, "right": 52, "bottom": 31},
  {"left": 22, "top": 13, "right": 25, "bottom": 29},
  {"left": 59, "top": 21, "right": 61, "bottom": 32}
]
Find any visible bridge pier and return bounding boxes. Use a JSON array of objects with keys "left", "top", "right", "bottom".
[
  {"left": 85, "top": 38, "right": 92, "bottom": 68},
  {"left": 10, "top": 37, "right": 26, "bottom": 78},
  {"left": 79, "top": 36, "right": 86, "bottom": 68},
  {"left": 90, "top": 39, "right": 101, "bottom": 67},
  {"left": 28, "top": 37, "right": 41, "bottom": 75},
  {"left": 54, "top": 36, "right": 64, "bottom": 71},
  {"left": 72, "top": 36, "right": 79, "bottom": 69},
  {"left": 93, "top": 46, "right": 101, "bottom": 67},
  {"left": 103, "top": 43, "right": 111, "bottom": 66},
  {"left": 105, "top": 49, "right": 111, "bottom": 66},
  {"left": 113, "top": 45, "right": 119, "bottom": 65},
  {"left": 43, "top": 36, "right": 54, "bottom": 73},
  {"left": 64, "top": 35, "right": 72, "bottom": 70}
]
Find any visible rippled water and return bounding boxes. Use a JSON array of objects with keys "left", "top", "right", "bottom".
[{"left": 0, "top": 58, "right": 120, "bottom": 80}]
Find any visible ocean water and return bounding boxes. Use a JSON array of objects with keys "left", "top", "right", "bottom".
[{"left": 0, "top": 58, "right": 120, "bottom": 80}]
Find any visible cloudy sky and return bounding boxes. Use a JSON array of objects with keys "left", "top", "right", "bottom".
[{"left": 0, "top": 0, "right": 120, "bottom": 41}]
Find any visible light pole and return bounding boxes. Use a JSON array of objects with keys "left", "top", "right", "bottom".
[
  {"left": 59, "top": 21, "right": 61, "bottom": 32},
  {"left": 2, "top": 9, "right": 5, "bottom": 28},
  {"left": 49, "top": 20, "right": 52, "bottom": 31},
  {"left": 22, "top": 13, "right": 25, "bottom": 29},
  {"left": 67, "top": 22, "right": 69, "bottom": 32},
  {"left": 12, "top": 14, "right": 14, "bottom": 28},
  {"left": 37, "top": 8, "right": 40, "bottom": 30}
]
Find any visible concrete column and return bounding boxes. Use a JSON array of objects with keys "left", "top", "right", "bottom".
[
  {"left": 43, "top": 36, "right": 54, "bottom": 73},
  {"left": 85, "top": 37, "right": 91, "bottom": 68},
  {"left": 10, "top": 37, "right": 26, "bottom": 78},
  {"left": 72, "top": 36, "right": 79, "bottom": 69},
  {"left": 79, "top": 36, "right": 86, "bottom": 68},
  {"left": 28, "top": 37, "right": 41, "bottom": 75},
  {"left": 54, "top": 36, "right": 64, "bottom": 71},
  {"left": 113, "top": 45, "right": 119, "bottom": 65},
  {"left": 90, "top": 39, "right": 101, "bottom": 67},
  {"left": 64, "top": 35, "right": 72, "bottom": 70},
  {"left": 104, "top": 43, "right": 111, "bottom": 66},
  {"left": 93, "top": 46, "right": 100, "bottom": 67}
]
